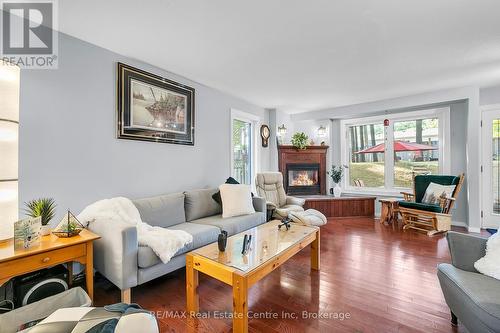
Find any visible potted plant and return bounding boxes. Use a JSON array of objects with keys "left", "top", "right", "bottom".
[
  {"left": 24, "top": 198, "right": 56, "bottom": 236},
  {"left": 327, "top": 165, "right": 346, "bottom": 197},
  {"left": 291, "top": 132, "right": 309, "bottom": 150}
]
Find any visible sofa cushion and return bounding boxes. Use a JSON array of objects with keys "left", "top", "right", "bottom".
[
  {"left": 191, "top": 212, "right": 266, "bottom": 236},
  {"left": 137, "top": 222, "right": 220, "bottom": 268},
  {"left": 398, "top": 200, "right": 443, "bottom": 213},
  {"left": 212, "top": 177, "right": 240, "bottom": 205},
  {"left": 133, "top": 193, "right": 186, "bottom": 228},
  {"left": 219, "top": 184, "right": 255, "bottom": 218},
  {"left": 184, "top": 188, "right": 222, "bottom": 222},
  {"left": 437, "top": 263, "right": 500, "bottom": 331},
  {"left": 421, "top": 182, "right": 456, "bottom": 205}
]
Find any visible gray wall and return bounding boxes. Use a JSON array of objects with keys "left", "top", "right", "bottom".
[
  {"left": 480, "top": 85, "right": 500, "bottom": 105},
  {"left": 19, "top": 33, "right": 269, "bottom": 223},
  {"left": 449, "top": 101, "right": 468, "bottom": 225}
]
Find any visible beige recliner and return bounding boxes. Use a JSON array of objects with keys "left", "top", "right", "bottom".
[{"left": 255, "top": 172, "right": 305, "bottom": 219}]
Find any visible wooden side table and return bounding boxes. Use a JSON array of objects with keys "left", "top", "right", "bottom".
[
  {"left": 379, "top": 198, "right": 400, "bottom": 225},
  {"left": 0, "top": 229, "right": 100, "bottom": 302}
]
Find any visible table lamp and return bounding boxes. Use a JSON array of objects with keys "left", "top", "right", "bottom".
[{"left": 0, "top": 62, "right": 20, "bottom": 242}]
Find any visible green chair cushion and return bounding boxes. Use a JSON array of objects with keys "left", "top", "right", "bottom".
[
  {"left": 398, "top": 200, "right": 443, "bottom": 213},
  {"left": 414, "top": 175, "right": 459, "bottom": 203}
]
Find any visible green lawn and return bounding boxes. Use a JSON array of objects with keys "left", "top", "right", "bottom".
[{"left": 349, "top": 161, "right": 439, "bottom": 188}]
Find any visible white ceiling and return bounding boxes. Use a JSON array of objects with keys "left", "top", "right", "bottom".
[{"left": 59, "top": 0, "right": 500, "bottom": 114}]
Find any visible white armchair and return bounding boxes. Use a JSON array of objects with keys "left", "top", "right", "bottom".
[{"left": 255, "top": 172, "right": 305, "bottom": 219}]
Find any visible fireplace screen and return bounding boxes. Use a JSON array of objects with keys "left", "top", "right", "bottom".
[{"left": 288, "top": 169, "right": 319, "bottom": 186}]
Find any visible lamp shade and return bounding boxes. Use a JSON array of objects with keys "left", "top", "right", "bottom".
[
  {"left": 0, "top": 181, "right": 18, "bottom": 240},
  {"left": 0, "top": 62, "right": 20, "bottom": 241},
  {"left": 277, "top": 124, "right": 287, "bottom": 136}
]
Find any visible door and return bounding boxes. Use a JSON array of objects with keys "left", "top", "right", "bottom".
[
  {"left": 481, "top": 108, "right": 500, "bottom": 228},
  {"left": 232, "top": 118, "right": 253, "bottom": 184}
]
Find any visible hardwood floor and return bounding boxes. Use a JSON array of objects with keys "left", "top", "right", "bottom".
[{"left": 94, "top": 218, "right": 477, "bottom": 333}]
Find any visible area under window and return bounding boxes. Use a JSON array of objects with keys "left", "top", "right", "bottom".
[{"left": 342, "top": 107, "right": 449, "bottom": 193}]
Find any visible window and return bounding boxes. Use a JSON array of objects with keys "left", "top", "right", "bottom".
[
  {"left": 232, "top": 119, "right": 253, "bottom": 184},
  {"left": 393, "top": 118, "right": 439, "bottom": 188},
  {"left": 230, "top": 109, "right": 259, "bottom": 186},
  {"left": 342, "top": 107, "right": 449, "bottom": 192},
  {"left": 348, "top": 123, "right": 385, "bottom": 188}
]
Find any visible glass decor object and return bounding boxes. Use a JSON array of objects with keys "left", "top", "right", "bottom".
[{"left": 52, "top": 210, "right": 84, "bottom": 238}]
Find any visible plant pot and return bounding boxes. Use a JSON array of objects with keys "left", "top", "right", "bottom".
[
  {"left": 40, "top": 225, "right": 51, "bottom": 236},
  {"left": 333, "top": 184, "right": 342, "bottom": 197}
]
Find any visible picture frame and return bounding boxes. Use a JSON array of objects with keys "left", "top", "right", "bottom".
[
  {"left": 117, "top": 63, "right": 195, "bottom": 145},
  {"left": 14, "top": 217, "right": 41, "bottom": 250}
]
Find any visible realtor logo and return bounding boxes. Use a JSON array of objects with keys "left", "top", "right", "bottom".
[{"left": 1, "top": 0, "right": 58, "bottom": 68}]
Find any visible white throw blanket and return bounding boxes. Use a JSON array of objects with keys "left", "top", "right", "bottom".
[
  {"left": 474, "top": 231, "right": 500, "bottom": 280},
  {"left": 78, "top": 197, "right": 193, "bottom": 264}
]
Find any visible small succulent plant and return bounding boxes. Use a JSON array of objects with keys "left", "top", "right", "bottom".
[{"left": 24, "top": 198, "right": 56, "bottom": 226}]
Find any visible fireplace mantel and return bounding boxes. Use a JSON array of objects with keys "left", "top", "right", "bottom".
[{"left": 278, "top": 145, "right": 329, "bottom": 195}]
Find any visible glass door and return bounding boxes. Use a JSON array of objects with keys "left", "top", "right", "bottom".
[
  {"left": 232, "top": 119, "right": 253, "bottom": 185},
  {"left": 482, "top": 109, "right": 500, "bottom": 228}
]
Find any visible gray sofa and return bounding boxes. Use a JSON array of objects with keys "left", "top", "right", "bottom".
[
  {"left": 88, "top": 188, "right": 266, "bottom": 302},
  {"left": 437, "top": 231, "right": 500, "bottom": 333}
]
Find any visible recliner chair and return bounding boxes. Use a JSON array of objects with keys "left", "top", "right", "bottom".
[{"left": 255, "top": 172, "right": 305, "bottom": 219}]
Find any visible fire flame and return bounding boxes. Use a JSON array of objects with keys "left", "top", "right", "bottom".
[{"left": 291, "top": 171, "right": 316, "bottom": 186}]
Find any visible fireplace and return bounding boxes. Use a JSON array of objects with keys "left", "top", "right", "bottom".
[
  {"left": 278, "top": 145, "right": 328, "bottom": 195},
  {"left": 286, "top": 163, "right": 320, "bottom": 195}
]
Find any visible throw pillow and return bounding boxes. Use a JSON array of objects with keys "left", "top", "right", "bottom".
[
  {"left": 212, "top": 177, "right": 240, "bottom": 205},
  {"left": 219, "top": 184, "right": 255, "bottom": 218},
  {"left": 212, "top": 177, "right": 254, "bottom": 205},
  {"left": 421, "top": 182, "right": 456, "bottom": 205},
  {"left": 474, "top": 231, "right": 500, "bottom": 280}
]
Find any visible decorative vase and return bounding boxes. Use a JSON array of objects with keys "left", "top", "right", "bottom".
[
  {"left": 333, "top": 183, "right": 342, "bottom": 197},
  {"left": 329, "top": 188, "right": 334, "bottom": 195},
  {"left": 40, "top": 225, "right": 51, "bottom": 236}
]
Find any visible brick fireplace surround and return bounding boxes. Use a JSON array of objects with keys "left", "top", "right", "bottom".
[{"left": 277, "top": 145, "right": 329, "bottom": 195}]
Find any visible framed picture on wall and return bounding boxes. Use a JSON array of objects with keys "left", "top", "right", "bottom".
[{"left": 117, "top": 62, "right": 195, "bottom": 145}]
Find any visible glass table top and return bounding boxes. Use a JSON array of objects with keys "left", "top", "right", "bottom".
[{"left": 192, "top": 220, "right": 318, "bottom": 272}]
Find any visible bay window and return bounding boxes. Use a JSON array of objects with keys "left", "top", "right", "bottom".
[{"left": 342, "top": 107, "right": 449, "bottom": 193}]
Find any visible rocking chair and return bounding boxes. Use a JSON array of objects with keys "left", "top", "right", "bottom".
[{"left": 398, "top": 173, "right": 465, "bottom": 236}]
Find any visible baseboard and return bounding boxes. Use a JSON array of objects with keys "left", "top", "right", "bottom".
[
  {"left": 451, "top": 220, "right": 467, "bottom": 228},
  {"left": 467, "top": 226, "right": 481, "bottom": 233}
]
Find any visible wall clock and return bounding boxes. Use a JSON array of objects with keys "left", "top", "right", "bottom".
[{"left": 260, "top": 124, "right": 270, "bottom": 147}]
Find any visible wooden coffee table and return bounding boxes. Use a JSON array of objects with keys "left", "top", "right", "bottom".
[{"left": 186, "top": 220, "right": 320, "bottom": 333}]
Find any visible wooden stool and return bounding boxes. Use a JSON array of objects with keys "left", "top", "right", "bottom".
[{"left": 379, "top": 198, "right": 400, "bottom": 225}]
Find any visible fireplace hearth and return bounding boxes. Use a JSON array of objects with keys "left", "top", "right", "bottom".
[{"left": 287, "top": 163, "right": 320, "bottom": 195}]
